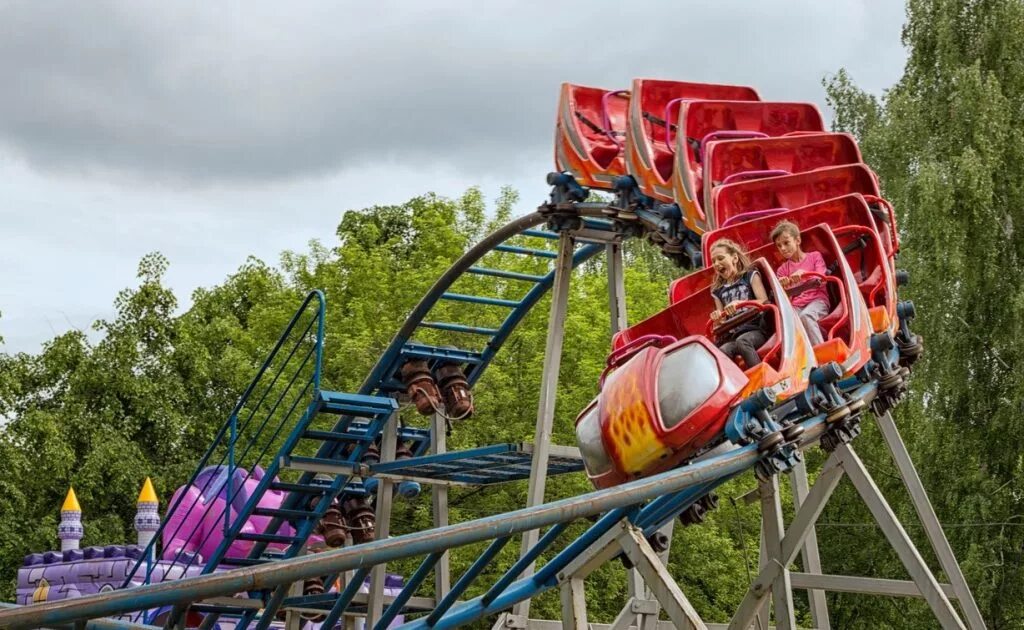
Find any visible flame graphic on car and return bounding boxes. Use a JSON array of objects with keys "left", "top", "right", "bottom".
[{"left": 604, "top": 364, "right": 670, "bottom": 476}]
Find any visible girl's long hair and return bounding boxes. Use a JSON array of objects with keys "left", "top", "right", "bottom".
[{"left": 710, "top": 239, "right": 754, "bottom": 290}]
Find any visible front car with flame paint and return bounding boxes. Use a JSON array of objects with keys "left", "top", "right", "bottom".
[{"left": 575, "top": 337, "right": 748, "bottom": 489}]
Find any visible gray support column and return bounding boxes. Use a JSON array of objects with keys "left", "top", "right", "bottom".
[
  {"left": 617, "top": 525, "right": 707, "bottom": 630},
  {"left": 759, "top": 477, "right": 796, "bottom": 630},
  {"left": 559, "top": 578, "right": 588, "bottom": 630},
  {"left": 788, "top": 460, "right": 831, "bottom": 630},
  {"left": 607, "top": 242, "right": 627, "bottom": 334},
  {"left": 875, "top": 412, "right": 985, "bottom": 630},
  {"left": 431, "top": 411, "right": 452, "bottom": 601},
  {"left": 610, "top": 240, "right": 655, "bottom": 629},
  {"left": 636, "top": 519, "right": 676, "bottom": 630},
  {"left": 283, "top": 580, "right": 303, "bottom": 630},
  {"left": 836, "top": 443, "right": 966, "bottom": 630},
  {"left": 755, "top": 522, "right": 769, "bottom": 630},
  {"left": 511, "top": 233, "right": 575, "bottom": 621},
  {"left": 730, "top": 454, "right": 844, "bottom": 630},
  {"left": 366, "top": 411, "right": 399, "bottom": 627}
]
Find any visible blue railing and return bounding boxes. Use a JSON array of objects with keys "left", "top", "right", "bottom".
[{"left": 123, "top": 290, "right": 326, "bottom": 587}]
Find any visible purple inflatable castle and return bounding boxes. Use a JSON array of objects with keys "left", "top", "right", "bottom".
[{"left": 16, "top": 474, "right": 404, "bottom": 628}]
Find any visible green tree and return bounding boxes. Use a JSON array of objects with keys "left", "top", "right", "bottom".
[{"left": 825, "top": 1, "right": 1024, "bottom": 626}]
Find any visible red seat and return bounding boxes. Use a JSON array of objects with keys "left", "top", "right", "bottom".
[
  {"left": 590, "top": 138, "right": 620, "bottom": 168},
  {"left": 653, "top": 145, "right": 674, "bottom": 181},
  {"left": 817, "top": 284, "right": 846, "bottom": 340},
  {"left": 856, "top": 266, "right": 884, "bottom": 306}
]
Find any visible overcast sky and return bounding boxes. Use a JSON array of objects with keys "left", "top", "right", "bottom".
[{"left": 0, "top": 1, "right": 908, "bottom": 354}]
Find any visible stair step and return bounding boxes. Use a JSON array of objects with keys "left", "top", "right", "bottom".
[
  {"left": 494, "top": 244, "right": 557, "bottom": 258},
  {"left": 318, "top": 390, "right": 397, "bottom": 411},
  {"left": 269, "top": 481, "right": 332, "bottom": 494},
  {"left": 400, "top": 344, "right": 484, "bottom": 365},
  {"left": 303, "top": 428, "right": 374, "bottom": 442},
  {"left": 419, "top": 321, "right": 499, "bottom": 335},
  {"left": 346, "top": 421, "right": 432, "bottom": 443},
  {"left": 282, "top": 455, "right": 354, "bottom": 476},
  {"left": 252, "top": 507, "right": 319, "bottom": 521},
  {"left": 316, "top": 390, "right": 398, "bottom": 418},
  {"left": 235, "top": 532, "right": 302, "bottom": 545},
  {"left": 440, "top": 292, "right": 520, "bottom": 308},
  {"left": 467, "top": 266, "right": 547, "bottom": 283}
]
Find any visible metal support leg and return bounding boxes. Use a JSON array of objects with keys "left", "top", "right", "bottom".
[
  {"left": 642, "top": 520, "right": 676, "bottom": 630},
  {"left": 510, "top": 233, "right": 575, "bottom": 622},
  {"left": 284, "top": 580, "right": 303, "bottom": 630},
  {"left": 875, "top": 412, "right": 985, "bottom": 630},
  {"left": 788, "top": 460, "right": 831, "bottom": 629},
  {"left": 625, "top": 567, "right": 647, "bottom": 630},
  {"left": 618, "top": 524, "right": 707, "bottom": 630},
  {"left": 559, "top": 578, "right": 588, "bottom": 630},
  {"left": 755, "top": 523, "right": 769, "bottom": 630},
  {"left": 608, "top": 602, "right": 640, "bottom": 630},
  {"left": 367, "top": 411, "right": 399, "bottom": 627},
  {"left": 619, "top": 519, "right": 674, "bottom": 630},
  {"left": 759, "top": 476, "right": 796, "bottom": 630},
  {"left": 432, "top": 411, "right": 452, "bottom": 601},
  {"left": 730, "top": 453, "right": 843, "bottom": 630},
  {"left": 836, "top": 443, "right": 966, "bottom": 630},
  {"left": 607, "top": 242, "right": 627, "bottom": 334}
]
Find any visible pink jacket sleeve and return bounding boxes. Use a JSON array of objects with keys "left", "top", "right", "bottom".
[{"left": 811, "top": 251, "right": 826, "bottom": 275}]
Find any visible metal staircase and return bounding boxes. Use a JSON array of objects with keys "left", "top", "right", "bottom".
[{"left": 112, "top": 212, "right": 618, "bottom": 628}]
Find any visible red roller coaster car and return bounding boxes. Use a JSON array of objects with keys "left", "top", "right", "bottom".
[
  {"left": 575, "top": 258, "right": 814, "bottom": 488},
  {"left": 623, "top": 82, "right": 762, "bottom": 204},
  {"left": 667, "top": 101, "right": 826, "bottom": 232},
  {"left": 554, "top": 83, "right": 631, "bottom": 190},
  {"left": 700, "top": 133, "right": 863, "bottom": 224},
  {"left": 703, "top": 212, "right": 875, "bottom": 375},
  {"left": 711, "top": 164, "right": 880, "bottom": 228}
]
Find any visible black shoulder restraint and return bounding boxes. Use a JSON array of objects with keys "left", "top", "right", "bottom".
[
  {"left": 574, "top": 110, "right": 624, "bottom": 137},
  {"left": 827, "top": 237, "right": 869, "bottom": 276},
  {"left": 642, "top": 111, "right": 679, "bottom": 132}
]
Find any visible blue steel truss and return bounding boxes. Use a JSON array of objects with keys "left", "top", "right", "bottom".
[{"left": 110, "top": 213, "right": 619, "bottom": 628}]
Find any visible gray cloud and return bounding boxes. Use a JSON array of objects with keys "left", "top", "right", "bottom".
[{"left": 0, "top": 0, "right": 906, "bottom": 184}]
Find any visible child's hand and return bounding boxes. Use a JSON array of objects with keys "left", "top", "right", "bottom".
[
  {"left": 779, "top": 276, "right": 792, "bottom": 288},
  {"left": 710, "top": 309, "right": 723, "bottom": 323},
  {"left": 723, "top": 302, "right": 738, "bottom": 316},
  {"left": 791, "top": 270, "right": 805, "bottom": 279}
]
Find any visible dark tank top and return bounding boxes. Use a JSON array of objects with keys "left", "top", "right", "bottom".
[{"left": 712, "top": 269, "right": 767, "bottom": 337}]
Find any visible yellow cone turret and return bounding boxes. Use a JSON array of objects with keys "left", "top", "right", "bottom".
[
  {"left": 135, "top": 477, "right": 160, "bottom": 548},
  {"left": 58, "top": 487, "right": 83, "bottom": 551},
  {"left": 61, "top": 487, "right": 81, "bottom": 512},
  {"left": 137, "top": 477, "right": 158, "bottom": 504}
]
